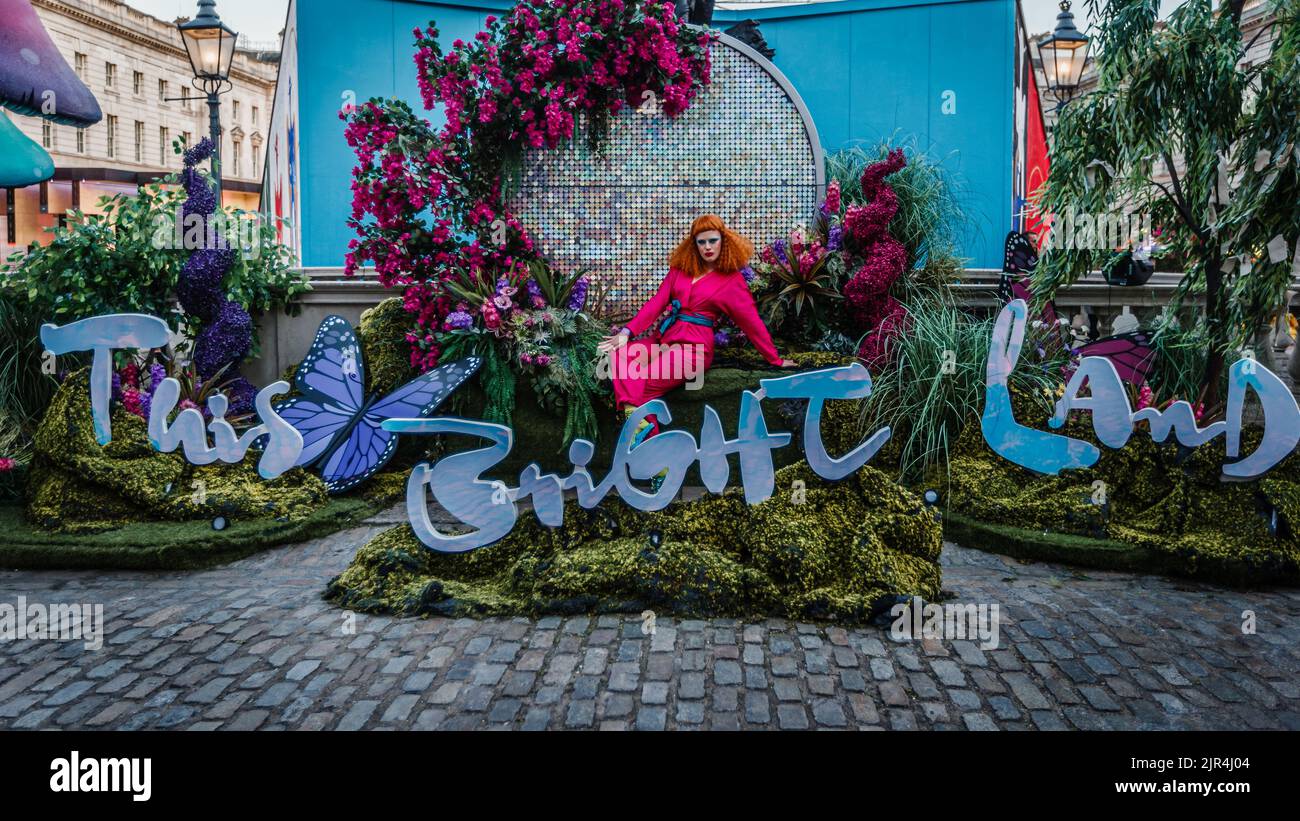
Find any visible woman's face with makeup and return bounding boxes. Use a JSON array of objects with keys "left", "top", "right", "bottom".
[{"left": 695, "top": 230, "right": 722, "bottom": 263}]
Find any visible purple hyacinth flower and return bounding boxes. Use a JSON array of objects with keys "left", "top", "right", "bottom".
[
  {"left": 526, "top": 278, "right": 544, "bottom": 304},
  {"left": 773, "top": 239, "right": 788, "bottom": 265},
  {"left": 445, "top": 309, "right": 475, "bottom": 330},
  {"left": 566, "top": 276, "right": 589, "bottom": 311},
  {"left": 740, "top": 265, "right": 756, "bottom": 284},
  {"left": 827, "top": 225, "right": 843, "bottom": 252}
]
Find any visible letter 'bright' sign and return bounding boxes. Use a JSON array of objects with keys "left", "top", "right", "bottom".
[{"left": 41, "top": 304, "right": 1300, "bottom": 554}]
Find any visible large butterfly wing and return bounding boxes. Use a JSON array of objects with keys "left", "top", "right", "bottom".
[
  {"left": 314, "top": 356, "right": 484, "bottom": 494},
  {"left": 1075, "top": 332, "right": 1157, "bottom": 386},
  {"left": 366, "top": 356, "right": 483, "bottom": 420},
  {"left": 273, "top": 315, "right": 366, "bottom": 472},
  {"left": 291, "top": 315, "right": 365, "bottom": 412},
  {"left": 275, "top": 396, "right": 355, "bottom": 467},
  {"left": 318, "top": 420, "right": 397, "bottom": 494}
]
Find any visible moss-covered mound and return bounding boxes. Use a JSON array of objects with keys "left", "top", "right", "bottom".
[
  {"left": 25, "top": 368, "right": 331, "bottom": 533},
  {"left": 19, "top": 369, "right": 406, "bottom": 564},
  {"left": 357, "top": 297, "right": 420, "bottom": 396},
  {"left": 938, "top": 393, "right": 1300, "bottom": 585},
  {"left": 324, "top": 461, "right": 942, "bottom": 621},
  {"left": 0, "top": 496, "right": 389, "bottom": 570}
]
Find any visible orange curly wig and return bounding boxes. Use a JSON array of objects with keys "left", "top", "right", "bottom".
[{"left": 668, "top": 214, "right": 753, "bottom": 278}]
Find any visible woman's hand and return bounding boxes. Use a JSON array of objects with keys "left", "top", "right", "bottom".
[
  {"left": 598, "top": 332, "right": 629, "bottom": 354},
  {"left": 779, "top": 358, "right": 798, "bottom": 369}
]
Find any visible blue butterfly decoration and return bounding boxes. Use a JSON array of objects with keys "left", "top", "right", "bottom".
[{"left": 275, "top": 315, "right": 481, "bottom": 494}]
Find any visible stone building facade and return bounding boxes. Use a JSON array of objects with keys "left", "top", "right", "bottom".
[{"left": 1, "top": 0, "right": 279, "bottom": 251}]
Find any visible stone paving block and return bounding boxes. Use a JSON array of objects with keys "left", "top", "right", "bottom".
[{"left": 3, "top": 526, "right": 1296, "bottom": 732}]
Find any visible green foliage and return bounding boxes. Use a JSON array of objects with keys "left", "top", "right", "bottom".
[
  {"left": 324, "top": 461, "right": 943, "bottom": 621},
  {"left": 1036, "top": 0, "right": 1300, "bottom": 405},
  {"left": 0, "top": 180, "right": 309, "bottom": 354},
  {"left": 756, "top": 238, "right": 843, "bottom": 326},
  {"left": 0, "top": 495, "right": 392, "bottom": 570},
  {"left": 2, "top": 184, "right": 183, "bottom": 326},
  {"left": 357, "top": 297, "right": 419, "bottom": 395},
  {"left": 860, "top": 301, "right": 1067, "bottom": 482},
  {"left": 0, "top": 293, "right": 62, "bottom": 485},
  {"left": 1147, "top": 313, "right": 1214, "bottom": 402},
  {"left": 522, "top": 259, "right": 587, "bottom": 310},
  {"left": 438, "top": 259, "right": 610, "bottom": 443}
]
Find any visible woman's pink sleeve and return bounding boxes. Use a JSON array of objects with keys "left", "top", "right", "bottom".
[
  {"left": 624, "top": 269, "right": 675, "bottom": 336},
  {"left": 726, "top": 276, "right": 783, "bottom": 365}
]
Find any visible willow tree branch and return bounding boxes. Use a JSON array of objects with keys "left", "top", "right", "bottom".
[{"left": 1158, "top": 151, "right": 1209, "bottom": 243}]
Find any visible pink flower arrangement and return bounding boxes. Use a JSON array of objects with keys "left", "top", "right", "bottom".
[
  {"left": 821, "top": 180, "right": 841, "bottom": 216},
  {"left": 344, "top": 0, "right": 713, "bottom": 373},
  {"left": 0, "top": 458, "right": 15, "bottom": 472},
  {"left": 841, "top": 149, "right": 910, "bottom": 366}
]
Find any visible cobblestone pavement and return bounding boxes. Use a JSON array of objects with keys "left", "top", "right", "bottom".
[{"left": 1, "top": 507, "right": 1298, "bottom": 731}]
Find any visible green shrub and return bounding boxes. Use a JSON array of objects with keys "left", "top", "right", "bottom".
[
  {"left": 1, "top": 180, "right": 309, "bottom": 356},
  {"left": 860, "top": 301, "right": 1065, "bottom": 482}
]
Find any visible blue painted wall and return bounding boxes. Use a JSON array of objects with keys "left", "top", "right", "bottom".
[{"left": 295, "top": 0, "right": 1014, "bottom": 269}]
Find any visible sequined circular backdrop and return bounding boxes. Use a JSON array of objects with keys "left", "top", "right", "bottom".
[{"left": 508, "top": 34, "right": 824, "bottom": 315}]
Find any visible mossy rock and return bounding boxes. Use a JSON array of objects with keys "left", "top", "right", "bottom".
[
  {"left": 934, "top": 389, "right": 1300, "bottom": 586},
  {"left": 324, "top": 461, "right": 943, "bottom": 622},
  {"left": 21, "top": 368, "right": 404, "bottom": 554},
  {"left": 358, "top": 297, "right": 419, "bottom": 396}
]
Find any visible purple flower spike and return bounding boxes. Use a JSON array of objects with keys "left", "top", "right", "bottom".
[{"left": 566, "top": 276, "right": 589, "bottom": 311}]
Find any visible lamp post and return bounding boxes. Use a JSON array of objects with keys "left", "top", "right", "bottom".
[
  {"left": 178, "top": 0, "right": 237, "bottom": 204},
  {"left": 1037, "top": 0, "right": 1091, "bottom": 108}
]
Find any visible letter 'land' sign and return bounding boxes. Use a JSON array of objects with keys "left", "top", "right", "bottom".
[{"left": 983, "top": 300, "right": 1300, "bottom": 481}]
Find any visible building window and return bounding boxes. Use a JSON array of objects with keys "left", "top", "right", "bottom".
[
  {"left": 159, "top": 127, "right": 169, "bottom": 165},
  {"left": 253, "top": 143, "right": 261, "bottom": 175},
  {"left": 41, "top": 121, "right": 52, "bottom": 149},
  {"left": 76, "top": 128, "right": 85, "bottom": 154},
  {"left": 105, "top": 62, "right": 116, "bottom": 89},
  {"left": 252, "top": 105, "right": 259, "bottom": 126},
  {"left": 106, "top": 115, "right": 117, "bottom": 157},
  {"left": 232, "top": 139, "right": 242, "bottom": 177},
  {"left": 75, "top": 53, "right": 86, "bottom": 80},
  {"left": 158, "top": 79, "right": 168, "bottom": 101},
  {"left": 181, "top": 87, "right": 190, "bottom": 109},
  {"left": 233, "top": 100, "right": 241, "bottom": 121},
  {"left": 134, "top": 121, "right": 144, "bottom": 163},
  {"left": 183, "top": 131, "right": 192, "bottom": 152},
  {"left": 133, "top": 71, "right": 144, "bottom": 95}
]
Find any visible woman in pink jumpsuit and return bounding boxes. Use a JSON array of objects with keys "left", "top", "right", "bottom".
[{"left": 600, "top": 214, "right": 795, "bottom": 415}]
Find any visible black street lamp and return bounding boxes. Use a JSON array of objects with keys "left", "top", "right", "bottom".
[
  {"left": 178, "top": 0, "right": 237, "bottom": 204},
  {"left": 1037, "top": 0, "right": 1091, "bottom": 107}
]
